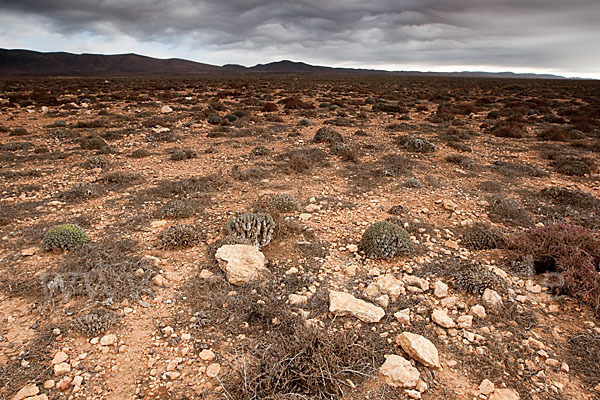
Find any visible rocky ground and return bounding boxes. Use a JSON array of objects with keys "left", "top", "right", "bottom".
[{"left": 0, "top": 75, "right": 599, "bottom": 400}]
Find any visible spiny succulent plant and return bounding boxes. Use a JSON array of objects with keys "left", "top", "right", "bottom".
[
  {"left": 42, "top": 224, "right": 90, "bottom": 251},
  {"left": 225, "top": 212, "right": 276, "bottom": 247},
  {"left": 267, "top": 193, "right": 300, "bottom": 212},
  {"left": 452, "top": 262, "right": 506, "bottom": 295},
  {"left": 359, "top": 221, "right": 413, "bottom": 259},
  {"left": 74, "top": 308, "right": 115, "bottom": 337},
  {"left": 313, "top": 127, "right": 344, "bottom": 144},
  {"left": 462, "top": 223, "right": 507, "bottom": 250}
]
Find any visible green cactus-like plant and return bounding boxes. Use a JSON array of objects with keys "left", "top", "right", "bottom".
[
  {"left": 225, "top": 212, "right": 276, "bottom": 247},
  {"left": 43, "top": 224, "right": 90, "bottom": 251},
  {"left": 359, "top": 221, "right": 412, "bottom": 259}
]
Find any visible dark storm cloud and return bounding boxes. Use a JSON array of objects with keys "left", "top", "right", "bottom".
[{"left": 0, "top": 0, "right": 598, "bottom": 76}]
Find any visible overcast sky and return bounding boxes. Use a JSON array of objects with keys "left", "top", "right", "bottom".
[{"left": 0, "top": 0, "right": 599, "bottom": 78}]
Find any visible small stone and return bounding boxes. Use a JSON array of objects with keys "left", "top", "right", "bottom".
[
  {"left": 405, "top": 389, "right": 421, "bottom": 399},
  {"left": 470, "top": 304, "right": 487, "bottom": 319},
  {"left": 199, "top": 349, "right": 216, "bottom": 361},
  {"left": 442, "top": 199, "right": 457, "bottom": 211},
  {"left": 479, "top": 379, "right": 495, "bottom": 395},
  {"left": 21, "top": 247, "right": 37, "bottom": 257},
  {"left": 347, "top": 244, "right": 358, "bottom": 252},
  {"left": 403, "top": 276, "right": 429, "bottom": 292},
  {"left": 181, "top": 333, "right": 191, "bottom": 341},
  {"left": 152, "top": 274, "right": 167, "bottom": 287},
  {"left": 526, "top": 280, "right": 542, "bottom": 294},
  {"left": 489, "top": 388, "right": 520, "bottom": 400},
  {"left": 12, "top": 384, "right": 39, "bottom": 400},
  {"left": 444, "top": 240, "right": 460, "bottom": 250},
  {"left": 199, "top": 269, "right": 215, "bottom": 280},
  {"left": 53, "top": 362, "right": 71, "bottom": 376},
  {"left": 71, "top": 376, "right": 83, "bottom": 387},
  {"left": 432, "top": 309, "right": 456, "bottom": 328},
  {"left": 206, "top": 363, "right": 221, "bottom": 377},
  {"left": 379, "top": 355, "right": 420, "bottom": 388},
  {"left": 482, "top": 288, "right": 503, "bottom": 310},
  {"left": 561, "top": 362, "right": 569, "bottom": 373},
  {"left": 457, "top": 315, "right": 473, "bottom": 328},
  {"left": 100, "top": 333, "right": 118, "bottom": 346},
  {"left": 299, "top": 213, "right": 312, "bottom": 221},
  {"left": 289, "top": 294, "right": 308, "bottom": 305},
  {"left": 161, "top": 105, "right": 173, "bottom": 113},
  {"left": 167, "top": 371, "right": 181, "bottom": 380},
  {"left": 43, "top": 380, "right": 55, "bottom": 389},
  {"left": 52, "top": 351, "right": 68, "bottom": 365},
  {"left": 396, "top": 332, "right": 440, "bottom": 368},
  {"left": 433, "top": 281, "right": 448, "bottom": 298},
  {"left": 394, "top": 308, "right": 411, "bottom": 325},
  {"left": 305, "top": 204, "right": 320, "bottom": 212}
]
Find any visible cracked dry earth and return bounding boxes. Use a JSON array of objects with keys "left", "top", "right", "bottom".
[{"left": 0, "top": 75, "right": 600, "bottom": 400}]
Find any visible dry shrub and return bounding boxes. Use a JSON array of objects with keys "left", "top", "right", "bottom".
[
  {"left": 225, "top": 322, "right": 383, "bottom": 400},
  {"left": 539, "top": 186, "right": 600, "bottom": 210},
  {"left": 0, "top": 326, "right": 58, "bottom": 398},
  {"left": 487, "top": 196, "right": 530, "bottom": 225},
  {"left": 184, "top": 275, "right": 293, "bottom": 335},
  {"left": 59, "top": 182, "right": 104, "bottom": 202},
  {"left": 151, "top": 174, "right": 227, "bottom": 198},
  {"left": 490, "top": 161, "right": 548, "bottom": 178},
  {"left": 552, "top": 157, "right": 594, "bottom": 176},
  {"left": 38, "top": 238, "right": 155, "bottom": 304},
  {"left": 158, "top": 224, "right": 202, "bottom": 248},
  {"left": 279, "top": 96, "right": 314, "bottom": 110},
  {"left": 567, "top": 331, "right": 600, "bottom": 388},
  {"left": 511, "top": 223, "right": 600, "bottom": 309},
  {"left": 489, "top": 121, "right": 526, "bottom": 138},
  {"left": 446, "top": 154, "right": 474, "bottom": 170}
]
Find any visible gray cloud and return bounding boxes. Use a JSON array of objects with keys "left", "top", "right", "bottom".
[{"left": 0, "top": 0, "right": 598, "bottom": 77}]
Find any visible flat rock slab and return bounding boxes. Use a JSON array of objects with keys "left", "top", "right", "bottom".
[{"left": 329, "top": 290, "right": 385, "bottom": 323}]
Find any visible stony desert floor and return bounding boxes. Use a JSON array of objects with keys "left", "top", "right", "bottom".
[{"left": 0, "top": 75, "right": 600, "bottom": 400}]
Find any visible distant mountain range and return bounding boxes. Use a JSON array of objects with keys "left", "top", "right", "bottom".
[{"left": 0, "top": 48, "right": 567, "bottom": 79}]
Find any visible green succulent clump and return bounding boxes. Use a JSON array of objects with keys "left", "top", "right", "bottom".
[
  {"left": 43, "top": 224, "right": 90, "bottom": 251},
  {"left": 359, "top": 221, "right": 412, "bottom": 259},
  {"left": 225, "top": 212, "right": 276, "bottom": 247}
]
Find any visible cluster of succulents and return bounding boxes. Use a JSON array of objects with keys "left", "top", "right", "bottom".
[
  {"left": 159, "top": 199, "right": 196, "bottom": 219},
  {"left": 462, "top": 223, "right": 507, "bottom": 250},
  {"left": 359, "top": 221, "right": 413, "bottom": 259},
  {"left": 74, "top": 308, "right": 115, "bottom": 336},
  {"left": 313, "top": 127, "right": 344, "bottom": 144},
  {"left": 403, "top": 177, "right": 422, "bottom": 188},
  {"left": 225, "top": 212, "right": 276, "bottom": 247},
  {"left": 158, "top": 224, "right": 202, "bottom": 248},
  {"left": 42, "top": 224, "right": 90, "bottom": 250},
  {"left": 267, "top": 194, "right": 300, "bottom": 212},
  {"left": 396, "top": 135, "right": 436, "bottom": 153}
]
